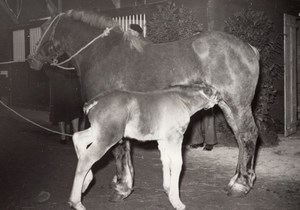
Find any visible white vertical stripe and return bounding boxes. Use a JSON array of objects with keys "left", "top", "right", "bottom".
[
  {"left": 13, "top": 30, "right": 25, "bottom": 61},
  {"left": 143, "top": 14, "right": 146, "bottom": 37},
  {"left": 115, "top": 14, "right": 147, "bottom": 36},
  {"left": 29, "top": 27, "right": 41, "bottom": 55}
]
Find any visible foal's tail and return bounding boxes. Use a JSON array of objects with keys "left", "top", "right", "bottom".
[
  {"left": 248, "top": 44, "right": 260, "bottom": 60},
  {"left": 83, "top": 100, "right": 98, "bottom": 115}
]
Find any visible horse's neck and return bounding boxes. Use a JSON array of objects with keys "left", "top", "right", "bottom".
[
  {"left": 57, "top": 20, "right": 104, "bottom": 64},
  {"left": 59, "top": 24, "right": 125, "bottom": 76}
]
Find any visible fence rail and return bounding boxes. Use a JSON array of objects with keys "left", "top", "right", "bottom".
[{"left": 113, "top": 14, "right": 146, "bottom": 37}]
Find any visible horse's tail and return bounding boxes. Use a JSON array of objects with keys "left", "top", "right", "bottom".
[{"left": 248, "top": 44, "right": 260, "bottom": 60}]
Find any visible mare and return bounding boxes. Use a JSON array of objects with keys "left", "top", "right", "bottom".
[
  {"left": 71, "top": 83, "right": 220, "bottom": 210},
  {"left": 28, "top": 9, "right": 260, "bottom": 208}
]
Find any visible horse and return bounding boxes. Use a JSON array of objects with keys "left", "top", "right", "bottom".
[
  {"left": 28, "top": 9, "right": 259, "bottom": 206},
  {"left": 70, "top": 83, "right": 220, "bottom": 210}
]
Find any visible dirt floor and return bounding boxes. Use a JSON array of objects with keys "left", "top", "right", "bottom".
[{"left": 0, "top": 105, "right": 300, "bottom": 210}]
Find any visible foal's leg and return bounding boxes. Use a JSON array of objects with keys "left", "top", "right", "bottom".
[
  {"left": 73, "top": 129, "right": 94, "bottom": 193},
  {"left": 219, "top": 102, "right": 258, "bottom": 197},
  {"left": 164, "top": 134, "right": 185, "bottom": 210},
  {"left": 110, "top": 139, "right": 134, "bottom": 202},
  {"left": 69, "top": 133, "right": 119, "bottom": 210},
  {"left": 157, "top": 141, "right": 171, "bottom": 194}
]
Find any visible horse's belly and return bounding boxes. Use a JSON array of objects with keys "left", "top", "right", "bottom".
[{"left": 124, "top": 123, "right": 160, "bottom": 141}]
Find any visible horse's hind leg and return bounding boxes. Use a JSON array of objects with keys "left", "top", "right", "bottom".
[
  {"left": 219, "top": 102, "right": 258, "bottom": 197},
  {"left": 110, "top": 139, "right": 134, "bottom": 202}
]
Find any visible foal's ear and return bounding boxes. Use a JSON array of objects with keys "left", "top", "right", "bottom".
[{"left": 46, "top": 0, "right": 59, "bottom": 18}]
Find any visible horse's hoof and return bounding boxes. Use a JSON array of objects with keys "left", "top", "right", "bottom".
[
  {"left": 109, "top": 192, "right": 126, "bottom": 202},
  {"left": 224, "top": 182, "right": 250, "bottom": 197},
  {"left": 109, "top": 189, "right": 133, "bottom": 202}
]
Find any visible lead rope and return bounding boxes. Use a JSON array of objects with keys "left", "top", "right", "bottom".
[
  {"left": 0, "top": 100, "right": 72, "bottom": 137},
  {"left": 51, "top": 27, "right": 113, "bottom": 70}
]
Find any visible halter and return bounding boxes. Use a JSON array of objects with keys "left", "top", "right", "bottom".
[{"left": 35, "top": 13, "right": 114, "bottom": 70}]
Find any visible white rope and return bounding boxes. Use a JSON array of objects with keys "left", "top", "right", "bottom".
[
  {"left": 0, "top": 100, "right": 72, "bottom": 137},
  {"left": 51, "top": 27, "right": 113, "bottom": 70},
  {"left": 0, "top": 60, "right": 28, "bottom": 65}
]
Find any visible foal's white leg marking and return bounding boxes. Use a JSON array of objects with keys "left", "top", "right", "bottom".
[
  {"left": 166, "top": 140, "right": 185, "bottom": 210},
  {"left": 72, "top": 128, "right": 94, "bottom": 193},
  {"left": 158, "top": 141, "right": 171, "bottom": 194}
]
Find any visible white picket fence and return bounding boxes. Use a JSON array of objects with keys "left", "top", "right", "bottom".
[{"left": 112, "top": 14, "right": 147, "bottom": 37}]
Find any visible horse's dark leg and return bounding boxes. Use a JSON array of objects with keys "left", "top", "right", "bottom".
[
  {"left": 110, "top": 139, "right": 134, "bottom": 202},
  {"left": 219, "top": 101, "right": 258, "bottom": 197}
]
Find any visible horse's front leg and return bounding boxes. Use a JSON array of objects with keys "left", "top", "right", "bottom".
[{"left": 110, "top": 139, "right": 134, "bottom": 202}]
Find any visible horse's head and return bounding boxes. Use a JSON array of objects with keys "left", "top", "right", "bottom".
[{"left": 28, "top": 14, "right": 64, "bottom": 70}]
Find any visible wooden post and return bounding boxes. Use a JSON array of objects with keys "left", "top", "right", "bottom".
[{"left": 284, "top": 13, "right": 298, "bottom": 136}]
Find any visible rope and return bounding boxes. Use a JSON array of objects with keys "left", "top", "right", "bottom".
[
  {"left": 0, "top": 100, "right": 73, "bottom": 137},
  {"left": 0, "top": 60, "right": 23, "bottom": 65}
]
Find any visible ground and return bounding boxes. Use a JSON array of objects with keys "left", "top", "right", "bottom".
[{"left": 0, "top": 105, "right": 300, "bottom": 210}]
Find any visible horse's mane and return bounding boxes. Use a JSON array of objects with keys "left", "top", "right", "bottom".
[
  {"left": 123, "top": 29, "right": 148, "bottom": 52},
  {"left": 66, "top": 10, "right": 148, "bottom": 53},
  {"left": 66, "top": 10, "right": 118, "bottom": 29}
]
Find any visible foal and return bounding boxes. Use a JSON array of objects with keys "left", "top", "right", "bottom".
[{"left": 69, "top": 83, "right": 220, "bottom": 210}]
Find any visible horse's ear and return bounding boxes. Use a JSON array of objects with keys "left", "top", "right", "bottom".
[{"left": 46, "top": 0, "right": 59, "bottom": 17}]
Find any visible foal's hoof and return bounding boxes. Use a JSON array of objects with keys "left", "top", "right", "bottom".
[
  {"left": 68, "top": 201, "right": 86, "bottom": 210},
  {"left": 173, "top": 201, "right": 186, "bottom": 210},
  {"left": 224, "top": 182, "right": 250, "bottom": 197}
]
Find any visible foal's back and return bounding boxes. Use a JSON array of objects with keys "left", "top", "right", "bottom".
[{"left": 86, "top": 84, "right": 219, "bottom": 141}]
